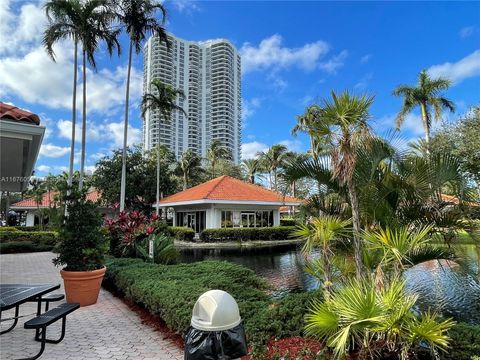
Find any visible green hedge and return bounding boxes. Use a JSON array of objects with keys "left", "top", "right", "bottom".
[
  {"left": 169, "top": 226, "right": 195, "bottom": 241},
  {"left": 280, "top": 218, "right": 297, "bottom": 226},
  {"left": 0, "top": 231, "right": 58, "bottom": 245},
  {"left": 0, "top": 226, "right": 20, "bottom": 232},
  {"left": 199, "top": 226, "right": 296, "bottom": 242},
  {"left": 103, "top": 257, "right": 321, "bottom": 351},
  {"left": 440, "top": 323, "right": 480, "bottom": 360},
  {"left": 0, "top": 241, "right": 54, "bottom": 254}
]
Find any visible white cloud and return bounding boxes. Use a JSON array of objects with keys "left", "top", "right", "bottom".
[
  {"left": 428, "top": 50, "right": 480, "bottom": 84},
  {"left": 240, "top": 35, "right": 330, "bottom": 73},
  {"left": 360, "top": 54, "right": 372, "bottom": 63},
  {"left": 459, "top": 26, "right": 477, "bottom": 38},
  {"left": 169, "top": 0, "right": 200, "bottom": 13},
  {"left": 36, "top": 165, "right": 51, "bottom": 173},
  {"left": 354, "top": 72, "right": 373, "bottom": 90},
  {"left": 242, "top": 98, "right": 261, "bottom": 121},
  {"left": 241, "top": 141, "right": 268, "bottom": 160},
  {"left": 279, "top": 139, "right": 304, "bottom": 152},
  {"left": 56, "top": 119, "right": 142, "bottom": 149},
  {"left": 319, "top": 50, "right": 348, "bottom": 73},
  {"left": 39, "top": 143, "right": 70, "bottom": 158}
]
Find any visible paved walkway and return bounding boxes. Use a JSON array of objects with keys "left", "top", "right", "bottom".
[{"left": 0, "top": 252, "right": 183, "bottom": 360}]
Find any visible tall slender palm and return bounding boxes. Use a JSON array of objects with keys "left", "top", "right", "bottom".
[
  {"left": 178, "top": 150, "right": 202, "bottom": 190},
  {"left": 292, "top": 104, "right": 330, "bottom": 160},
  {"left": 242, "top": 158, "right": 260, "bottom": 184},
  {"left": 43, "top": 0, "right": 82, "bottom": 192},
  {"left": 320, "top": 91, "right": 375, "bottom": 278},
  {"left": 115, "top": 0, "right": 168, "bottom": 212},
  {"left": 257, "top": 144, "right": 288, "bottom": 190},
  {"left": 45, "top": 0, "right": 120, "bottom": 192},
  {"left": 393, "top": 70, "right": 455, "bottom": 151},
  {"left": 141, "top": 79, "right": 186, "bottom": 212},
  {"left": 206, "top": 140, "right": 231, "bottom": 179}
]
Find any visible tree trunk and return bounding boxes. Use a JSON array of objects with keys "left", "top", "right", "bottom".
[
  {"left": 322, "top": 249, "right": 332, "bottom": 296},
  {"left": 273, "top": 169, "right": 277, "bottom": 191},
  {"left": 79, "top": 49, "right": 87, "bottom": 191},
  {"left": 420, "top": 102, "right": 431, "bottom": 155},
  {"left": 183, "top": 173, "right": 188, "bottom": 191},
  {"left": 120, "top": 40, "right": 133, "bottom": 212},
  {"left": 250, "top": 174, "right": 254, "bottom": 184},
  {"left": 211, "top": 161, "right": 215, "bottom": 179},
  {"left": 347, "top": 178, "right": 364, "bottom": 279},
  {"left": 67, "top": 40, "right": 78, "bottom": 190},
  {"left": 156, "top": 144, "right": 160, "bottom": 215}
]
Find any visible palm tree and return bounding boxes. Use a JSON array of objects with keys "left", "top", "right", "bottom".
[
  {"left": 43, "top": 0, "right": 82, "bottom": 192},
  {"left": 178, "top": 149, "right": 202, "bottom": 190},
  {"left": 393, "top": 70, "right": 455, "bottom": 151},
  {"left": 292, "top": 104, "right": 330, "bottom": 160},
  {"left": 115, "top": 0, "right": 168, "bottom": 212},
  {"left": 242, "top": 158, "right": 260, "bottom": 184},
  {"left": 206, "top": 140, "right": 231, "bottom": 179},
  {"left": 45, "top": 0, "right": 121, "bottom": 191},
  {"left": 257, "top": 144, "right": 288, "bottom": 191},
  {"left": 319, "top": 91, "right": 374, "bottom": 278},
  {"left": 141, "top": 79, "right": 186, "bottom": 213},
  {"left": 294, "top": 216, "right": 351, "bottom": 294}
]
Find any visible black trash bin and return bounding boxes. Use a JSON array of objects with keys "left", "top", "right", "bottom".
[{"left": 184, "top": 290, "right": 248, "bottom": 360}]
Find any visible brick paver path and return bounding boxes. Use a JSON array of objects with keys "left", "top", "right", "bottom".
[{"left": 0, "top": 252, "right": 183, "bottom": 360}]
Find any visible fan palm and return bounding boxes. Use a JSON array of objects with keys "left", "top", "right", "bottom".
[
  {"left": 393, "top": 70, "right": 455, "bottom": 151},
  {"left": 319, "top": 91, "right": 375, "bottom": 278},
  {"left": 305, "top": 277, "right": 454, "bottom": 359},
  {"left": 242, "top": 158, "right": 260, "bottom": 184},
  {"left": 115, "top": 0, "right": 168, "bottom": 212},
  {"left": 206, "top": 140, "right": 231, "bottom": 179},
  {"left": 294, "top": 216, "right": 351, "bottom": 294},
  {"left": 177, "top": 149, "right": 202, "bottom": 190},
  {"left": 141, "top": 79, "right": 186, "bottom": 213},
  {"left": 257, "top": 144, "right": 288, "bottom": 191},
  {"left": 44, "top": 0, "right": 121, "bottom": 191}
]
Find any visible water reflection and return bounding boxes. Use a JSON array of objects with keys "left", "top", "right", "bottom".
[{"left": 179, "top": 244, "right": 480, "bottom": 324}]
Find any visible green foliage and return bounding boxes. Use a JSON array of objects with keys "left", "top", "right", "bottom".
[
  {"left": 54, "top": 200, "right": 107, "bottom": 271},
  {"left": 440, "top": 323, "right": 480, "bottom": 360},
  {"left": 305, "top": 277, "right": 455, "bottom": 359},
  {"left": 169, "top": 226, "right": 195, "bottom": 241},
  {"left": 136, "top": 233, "right": 179, "bottom": 265},
  {"left": 0, "top": 226, "right": 20, "bottom": 232},
  {"left": 0, "top": 241, "right": 54, "bottom": 254},
  {"left": 0, "top": 231, "right": 58, "bottom": 245},
  {"left": 199, "top": 226, "right": 296, "bottom": 242},
  {"left": 93, "top": 146, "right": 178, "bottom": 211},
  {"left": 280, "top": 218, "right": 297, "bottom": 226},
  {"left": 104, "top": 258, "right": 269, "bottom": 334}
]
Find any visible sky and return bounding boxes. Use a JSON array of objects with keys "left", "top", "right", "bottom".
[{"left": 1, "top": 0, "right": 479, "bottom": 176}]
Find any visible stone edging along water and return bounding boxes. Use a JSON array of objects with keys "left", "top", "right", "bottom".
[{"left": 174, "top": 238, "right": 306, "bottom": 249}]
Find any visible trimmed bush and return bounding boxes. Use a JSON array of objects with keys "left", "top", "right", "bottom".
[
  {"left": 280, "top": 218, "right": 297, "bottom": 226},
  {"left": 169, "top": 226, "right": 195, "bottom": 241},
  {"left": 104, "top": 258, "right": 269, "bottom": 333},
  {"left": 15, "top": 226, "right": 41, "bottom": 231},
  {"left": 0, "top": 226, "right": 20, "bottom": 232},
  {"left": 0, "top": 231, "right": 58, "bottom": 245},
  {"left": 104, "top": 257, "right": 320, "bottom": 351},
  {"left": 0, "top": 241, "right": 54, "bottom": 254},
  {"left": 199, "top": 226, "right": 296, "bottom": 242},
  {"left": 441, "top": 323, "right": 480, "bottom": 360}
]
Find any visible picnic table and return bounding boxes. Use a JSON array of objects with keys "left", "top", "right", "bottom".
[{"left": 0, "top": 283, "right": 60, "bottom": 335}]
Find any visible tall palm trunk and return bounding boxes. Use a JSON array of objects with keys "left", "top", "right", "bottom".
[
  {"left": 347, "top": 177, "right": 364, "bottom": 279},
  {"left": 79, "top": 49, "right": 87, "bottom": 191},
  {"left": 120, "top": 40, "right": 133, "bottom": 212},
  {"left": 67, "top": 40, "right": 78, "bottom": 190},
  {"left": 183, "top": 172, "right": 188, "bottom": 190},
  {"left": 211, "top": 161, "right": 215, "bottom": 179},
  {"left": 420, "top": 102, "right": 431, "bottom": 154},
  {"left": 250, "top": 174, "right": 254, "bottom": 184}
]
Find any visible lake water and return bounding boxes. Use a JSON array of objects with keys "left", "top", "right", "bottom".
[{"left": 179, "top": 243, "right": 480, "bottom": 324}]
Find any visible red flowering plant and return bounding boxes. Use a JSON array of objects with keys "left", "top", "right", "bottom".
[{"left": 104, "top": 211, "right": 170, "bottom": 257}]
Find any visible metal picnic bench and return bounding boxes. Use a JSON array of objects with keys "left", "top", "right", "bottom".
[{"left": 0, "top": 284, "right": 79, "bottom": 360}]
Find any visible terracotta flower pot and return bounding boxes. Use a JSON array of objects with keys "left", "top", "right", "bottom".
[{"left": 60, "top": 266, "right": 106, "bottom": 307}]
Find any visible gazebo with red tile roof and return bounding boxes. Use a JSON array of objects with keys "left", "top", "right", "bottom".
[{"left": 155, "top": 176, "right": 302, "bottom": 233}]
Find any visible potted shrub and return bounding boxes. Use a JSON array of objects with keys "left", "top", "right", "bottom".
[{"left": 53, "top": 197, "right": 107, "bottom": 306}]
